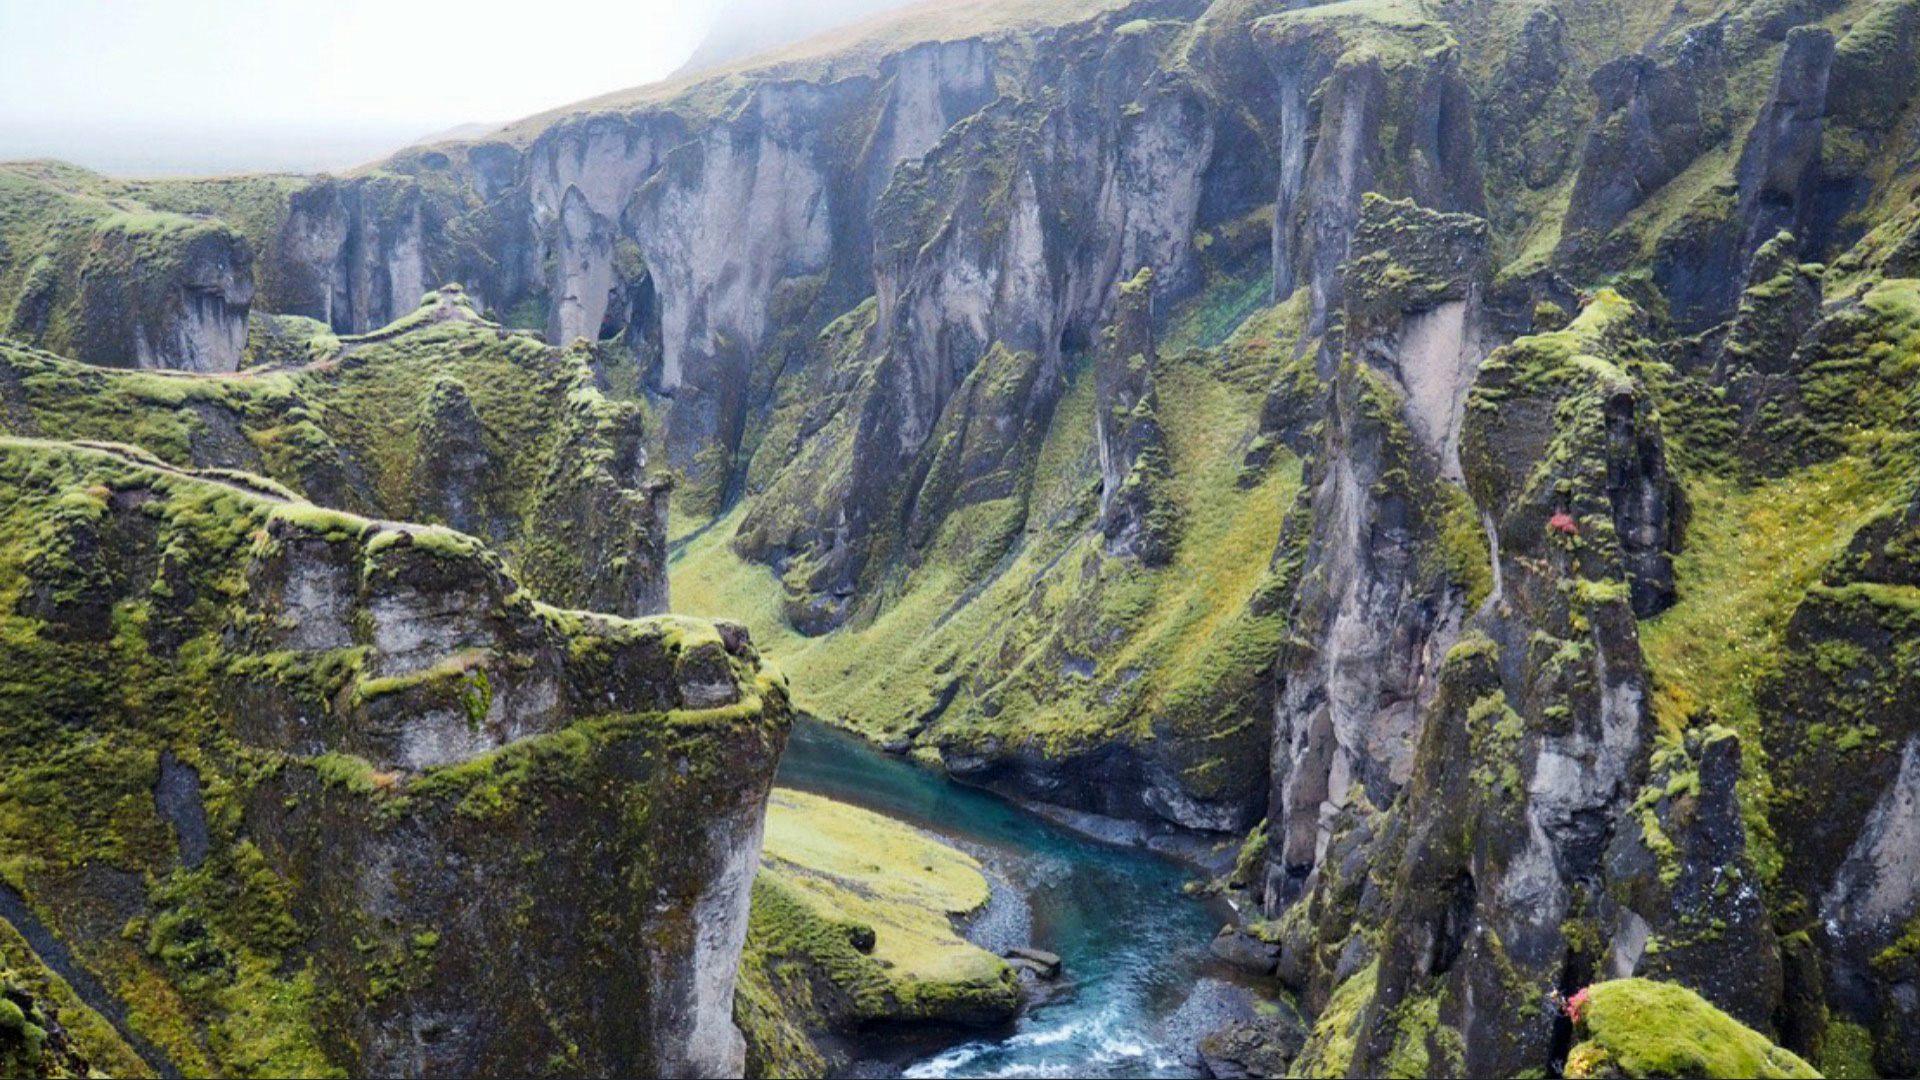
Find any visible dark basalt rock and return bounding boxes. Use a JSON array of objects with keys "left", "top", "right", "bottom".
[
  {"left": 1561, "top": 23, "right": 1729, "bottom": 254},
  {"left": 1655, "top": 26, "right": 1837, "bottom": 331},
  {"left": 1210, "top": 925, "right": 1280, "bottom": 976},
  {"left": 1711, "top": 232, "right": 1826, "bottom": 461},
  {"left": 1095, "top": 268, "right": 1177, "bottom": 565},
  {"left": 1763, "top": 483, "right": 1920, "bottom": 1076},
  {"left": 1197, "top": 1012, "right": 1305, "bottom": 1079},
  {"left": 1604, "top": 727, "right": 1783, "bottom": 1031},
  {"left": 410, "top": 377, "right": 501, "bottom": 541},
  {"left": 0, "top": 438, "right": 789, "bottom": 1078},
  {"left": 274, "top": 176, "right": 431, "bottom": 335}
]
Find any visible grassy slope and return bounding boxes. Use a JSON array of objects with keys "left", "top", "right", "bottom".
[
  {"left": 761, "top": 788, "right": 1000, "bottom": 988},
  {"left": 734, "top": 788, "right": 1014, "bottom": 1078},
  {"left": 1640, "top": 277, "right": 1920, "bottom": 882},
  {"left": 0, "top": 291, "right": 613, "bottom": 591},
  {"left": 674, "top": 286, "right": 1303, "bottom": 782}
]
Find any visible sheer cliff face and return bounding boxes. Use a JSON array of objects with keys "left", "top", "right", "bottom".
[
  {"left": 0, "top": 438, "right": 789, "bottom": 1077},
  {"left": 0, "top": 164, "right": 258, "bottom": 372}
]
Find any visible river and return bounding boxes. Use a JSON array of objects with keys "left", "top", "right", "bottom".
[{"left": 774, "top": 719, "right": 1264, "bottom": 1079}]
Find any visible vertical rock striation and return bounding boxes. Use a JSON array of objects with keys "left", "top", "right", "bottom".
[{"left": 0, "top": 438, "right": 789, "bottom": 1077}]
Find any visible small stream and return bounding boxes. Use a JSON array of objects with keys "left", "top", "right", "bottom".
[{"left": 775, "top": 720, "right": 1258, "bottom": 1079}]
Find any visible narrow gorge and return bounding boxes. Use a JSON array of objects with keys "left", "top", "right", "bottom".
[{"left": 3, "top": 0, "right": 1920, "bottom": 1076}]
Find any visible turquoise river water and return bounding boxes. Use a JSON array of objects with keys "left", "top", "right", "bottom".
[{"left": 774, "top": 719, "right": 1259, "bottom": 1079}]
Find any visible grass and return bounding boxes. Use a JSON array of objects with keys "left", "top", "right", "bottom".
[
  {"left": 760, "top": 788, "right": 999, "bottom": 988},
  {"left": 672, "top": 302, "right": 1301, "bottom": 788},
  {"left": 735, "top": 788, "right": 1017, "bottom": 1074},
  {"left": 1640, "top": 449, "right": 1911, "bottom": 883},
  {"left": 1642, "top": 458, "right": 1904, "bottom": 741}
]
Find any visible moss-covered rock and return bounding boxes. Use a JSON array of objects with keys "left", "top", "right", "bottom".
[
  {"left": 0, "top": 436, "right": 789, "bottom": 1076},
  {"left": 0, "top": 288, "right": 671, "bottom": 616},
  {"left": 0, "top": 163, "right": 256, "bottom": 372},
  {"left": 1563, "top": 978, "right": 1819, "bottom": 1079}
]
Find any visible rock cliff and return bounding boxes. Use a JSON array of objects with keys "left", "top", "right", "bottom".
[
  {"left": 0, "top": 287, "right": 670, "bottom": 617},
  {"left": 0, "top": 436, "right": 788, "bottom": 1076}
]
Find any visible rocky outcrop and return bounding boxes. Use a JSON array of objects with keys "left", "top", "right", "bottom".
[
  {"left": 1764, "top": 483, "right": 1920, "bottom": 1077},
  {"left": 1258, "top": 291, "right": 1694, "bottom": 1077},
  {"left": 1560, "top": 24, "right": 1730, "bottom": 255},
  {"left": 0, "top": 289, "right": 673, "bottom": 617},
  {"left": 1654, "top": 26, "right": 1836, "bottom": 331},
  {"left": 523, "top": 361, "right": 674, "bottom": 617},
  {"left": 273, "top": 175, "right": 432, "bottom": 334},
  {"left": 1360, "top": 301, "right": 1679, "bottom": 1075},
  {"left": 1265, "top": 195, "right": 1492, "bottom": 908},
  {"left": 410, "top": 377, "right": 500, "bottom": 539},
  {"left": 0, "top": 437, "right": 788, "bottom": 1077},
  {"left": 1710, "top": 231, "right": 1825, "bottom": 455},
  {"left": 0, "top": 164, "right": 256, "bottom": 372},
  {"left": 92, "top": 221, "right": 256, "bottom": 373},
  {"left": 735, "top": 9, "right": 1228, "bottom": 627},
  {"left": 1733, "top": 29, "right": 1835, "bottom": 265},
  {"left": 1094, "top": 268, "right": 1175, "bottom": 564},
  {"left": 1604, "top": 726, "right": 1783, "bottom": 1030},
  {"left": 1255, "top": 4, "right": 1485, "bottom": 332}
]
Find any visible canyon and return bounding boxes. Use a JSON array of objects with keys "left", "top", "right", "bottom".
[{"left": 3, "top": 0, "right": 1920, "bottom": 1076}]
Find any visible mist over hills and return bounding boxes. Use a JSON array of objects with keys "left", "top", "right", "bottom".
[{"left": 673, "top": 0, "right": 918, "bottom": 75}]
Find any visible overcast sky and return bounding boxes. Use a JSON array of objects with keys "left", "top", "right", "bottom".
[{"left": 0, "top": 0, "right": 715, "bottom": 173}]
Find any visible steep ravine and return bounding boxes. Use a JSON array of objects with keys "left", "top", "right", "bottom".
[{"left": 772, "top": 719, "right": 1273, "bottom": 1079}]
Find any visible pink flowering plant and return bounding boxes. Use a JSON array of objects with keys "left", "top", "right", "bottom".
[{"left": 1565, "top": 986, "right": 1592, "bottom": 1026}]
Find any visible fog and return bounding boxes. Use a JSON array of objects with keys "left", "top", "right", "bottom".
[
  {"left": 675, "top": 0, "right": 922, "bottom": 75},
  {"left": 0, "top": 0, "right": 917, "bottom": 176}
]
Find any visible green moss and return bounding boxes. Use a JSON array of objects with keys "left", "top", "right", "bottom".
[
  {"left": 0, "top": 434, "right": 771, "bottom": 1075},
  {"left": 1289, "top": 960, "right": 1377, "bottom": 1078},
  {"left": 1229, "top": 819, "right": 1270, "bottom": 889},
  {"left": 1435, "top": 482, "right": 1493, "bottom": 610},
  {"left": 679, "top": 291, "right": 1305, "bottom": 812},
  {"left": 734, "top": 790, "right": 1018, "bottom": 1076},
  {"left": 1817, "top": 1018, "right": 1879, "bottom": 1079},
  {"left": 266, "top": 503, "right": 370, "bottom": 545},
  {"left": 1564, "top": 978, "right": 1819, "bottom": 1079},
  {"left": 0, "top": 917, "right": 147, "bottom": 1078},
  {"left": 0, "top": 290, "right": 663, "bottom": 616}
]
